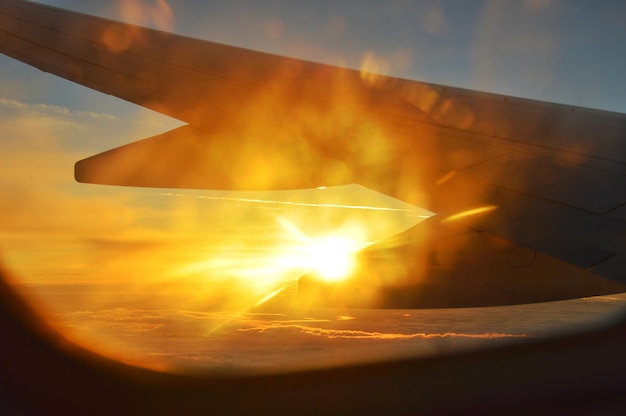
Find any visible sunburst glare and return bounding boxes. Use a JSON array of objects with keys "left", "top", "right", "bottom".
[
  {"left": 276, "top": 216, "right": 371, "bottom": 282},
  {"left": 300, "top": 236, "right": 361, "bottom": 282}
]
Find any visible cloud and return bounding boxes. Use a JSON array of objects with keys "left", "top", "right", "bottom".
[
  {"left": 42, "top": 304, "right": 536, "bottom": 373},
  {"left": 45, "top": 308, "right": 430, "bottom": 367},
  {"left": 0, "top": 97, "right": 116, "bottom": 120},
  {"left": 421, "top": 4, "right": 449, "bottom": 35},
  {"left": 237, "top": 321, "right": 528, "bottom": 340},
  {"left": 38, "top": 290, "right": 626, "bottom": 374}
]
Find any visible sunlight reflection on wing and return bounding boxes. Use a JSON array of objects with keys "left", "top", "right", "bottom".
[{"left": 441, "top": 205, "right": 498, "bottom": 223}]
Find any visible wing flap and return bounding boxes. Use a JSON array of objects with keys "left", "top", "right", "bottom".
[
  {"left": 593, "top": 254, "right": 626, "bottom": 284},
  {"left": 478, "top": 219, "right": 613, "bottom": 269},
  {"left": 423, "top": 147, "right": 626, "bottom": 273},
  {"left": 463, "top": 152, "right": 626, "bottom": 214},
  {"left": 608, "top": 205, "right": 626, "bottom": 223}
]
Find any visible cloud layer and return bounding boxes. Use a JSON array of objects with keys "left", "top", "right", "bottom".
[{"left": 26, "top": 284, "right": 624, "bottom": 374}]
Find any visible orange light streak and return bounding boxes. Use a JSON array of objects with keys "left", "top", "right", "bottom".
[{"left": 441, "top": 205, "right": 498, "bottom": 223}]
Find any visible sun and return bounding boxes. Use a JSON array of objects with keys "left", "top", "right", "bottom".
[
  {"left": 302, "top": 236, "right": 360, "bottom": 282},
  {"left": 275, "top": 217, "right": 368, "bottom": 283}
]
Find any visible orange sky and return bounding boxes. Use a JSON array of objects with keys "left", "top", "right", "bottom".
[
  {"left": 0, "top": 93, "right": 433, "bottom": 323},
  {"left": 0, "top": 90, "right": 441, "bottom": 373}
]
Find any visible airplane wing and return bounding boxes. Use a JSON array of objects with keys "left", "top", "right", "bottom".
[{"left": 1, "top": 0, "right": 626, "bottom": 305}]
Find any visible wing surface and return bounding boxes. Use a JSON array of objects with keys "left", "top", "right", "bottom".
[{"left": 1, "top": 0, "right": 626, "bottom": 301}]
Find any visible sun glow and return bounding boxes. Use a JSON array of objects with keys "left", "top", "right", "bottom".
[
  {"left": 301, "top": 236, "right": 361, "bottom": 282},
  {"left": 275, "top": 216, "right": 370, "bottom": 283}
]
